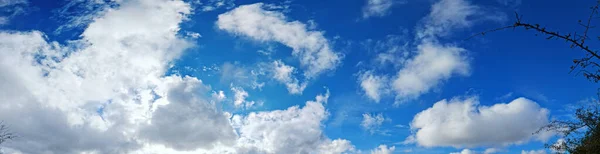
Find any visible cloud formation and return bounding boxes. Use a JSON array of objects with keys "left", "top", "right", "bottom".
[
  {"left": 362, "top": 0, "right": 401, "bottom": 19},
  {"left": 358, "top": 0, "right": 501, "bottom": 104},
  {"left": 231, "top": 90, "right": 357, "bottom": 153},
  {"left": 370, "top": 145, "right": 396, "bottom": 154},
  {"left": 361, "top": 113, "right": 387, "bottom": 134},
  {"left": 217, "top": 3, "right": 341, "bottom": 94},
  {"left": 408, "top": 97, "right": 551, "bottom": 148},
  {"left": 0, "top": 0, "right": 357, "bottom": 153}
]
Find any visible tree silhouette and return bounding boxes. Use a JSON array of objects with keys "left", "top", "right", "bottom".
[
  {"left": 469, "top": 1, "right": 600, "bottom": 85},
  {"left": 470, "top": 1, "right": 600, "bottom": 153},
  {"left": 0, "top": 121, "right": 15, "bottom": 146}
]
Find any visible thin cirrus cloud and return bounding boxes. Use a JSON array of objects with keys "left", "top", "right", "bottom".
[
  {"left": 361, "top": 113, "right": 387, "bottom": 134},
  {"left": 361, "top": 0, "right": 405, "bottom": 19}
]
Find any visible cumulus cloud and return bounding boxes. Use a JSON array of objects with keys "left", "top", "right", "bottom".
[
  {"left": 407, "top": 97, "right": 551, "bottom": 148},
  {"left": 0, "top": 0, "right": 239, "bottom": 153},
  {"left": 232, "top": 90, "right": 357, "bottom": 153},
  {"left": 216, "top": 3, "right": 341, "bottom": 79},
  {"left": 370, "top": 145, "right": 396, "bottom": 154},
  {"left": 362, "top": 0, "right": 401, "bottom": 19},
  {"left": 358, "top": 71, "right": 389, "bottom": 102},
  {"left": 139, "top": 76, "right": 237, "bottom": 150},
  {"left": 392, "top": 42, "right": 469, "bottom": 101}
]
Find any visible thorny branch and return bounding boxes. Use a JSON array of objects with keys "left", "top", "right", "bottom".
[{"left": 468, "top": 1, "right": 600, "bottom": 83}]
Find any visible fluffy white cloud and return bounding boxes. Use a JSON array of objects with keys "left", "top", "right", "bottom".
[
  {"left": 521, "top": 149, "right": 547, "bottom": 154},
  {"left": 370, "top": 145, "right": 396, "bottom": 154},
  {"left": 362, "top": 0, "right": 399, "bottom": 19},
  {"left": 359, "top": 71, "right": 389, "bottom": 102},
  {"left": 392, "top": 42, "right": 469, "bottom": 101},
  {"left": 270, "top": 60, "right": 307, "bottom": 94},
  {"left": 231, "top": 86, "right": 256, "bottom": 108},
  {"left": 361, "top": 113, "right": 386, "bottom": 134},
  {"left": 0, "top": 0, "right": 240, "bottom": 153},
  {"left": 0, "top": 1, "right": 365, "bottom": 153},
  {"left": 217, "top": 3, "right": 341, "bottom": 79},
  {"left": 408, "top": 97, "right": 551, "bottom": 148},
  {"left": 232, "top": 90, "right": 357, "bottom": 153}
]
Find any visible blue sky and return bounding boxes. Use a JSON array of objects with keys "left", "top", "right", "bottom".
[{"left": 0, "top": 0, "right": 598, "bottom": 153}]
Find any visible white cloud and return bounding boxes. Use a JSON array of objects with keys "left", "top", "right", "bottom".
[
  {"left": 484, "top": 148, "right": 501, "bottom": 154},
  {"left": 358, "top": 71, "right": 389, "bottom": 102},
  {"left": 450, "top": 148, "right": 501, "bottom": 154},
  {"left": 199, "top": 0, "right": 235, "bottom": 12},
  {"left": 232, "top": 90, "right": 357, "bottom": 153},
  {"left": 407, "top": 97, "right": 551, "bottom": 148},
  {"left": 370, "top": 145, "right": 396, "bottom": 154},
  {"left": 361, "top": 113, "right": 386, "bottom": 134},
  {"left": 217, "top": 3, "right": 341, "bottom": 79},
  {"left": 392, "top": 42, "right": 469, "bottom": 102},
  {"left": 231, "top": 86, "right": 248, "bottom": 107},
  {"left": 550, "top": 138, "right": 566, "bottom": 153},
  {"left": 231, "top": 86, "right": 255, "bottom": 108},
  {"left": 362, "top": 0, "right": 398, "bottom": 19},
  {"left": 213, "top": 90, "right": 227, "bottom": 101},
  {"left": 270, "top": 60, "right": 307, "bottom": 94},
  {"left": 450, "top": 149, "right": 477, "bottom": 154},
  {"left": 418, "top": 0, "right": 505, "bottom": 39},
  {"left": 0, "top": 0, "right": 239, "bottom": 152},
  {"left": 358, "top": 0, "right": 495, "bottom": 104},
  {"left": 521, "top": 149, "right": 547, "bottom": 154},
  {"left": 0, "top": 0, "right": 390, "bottom": 153}
]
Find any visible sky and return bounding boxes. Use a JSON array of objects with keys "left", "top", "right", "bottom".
[{"left": 0, "top": 0, "right": 598, "bottom": 153}]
